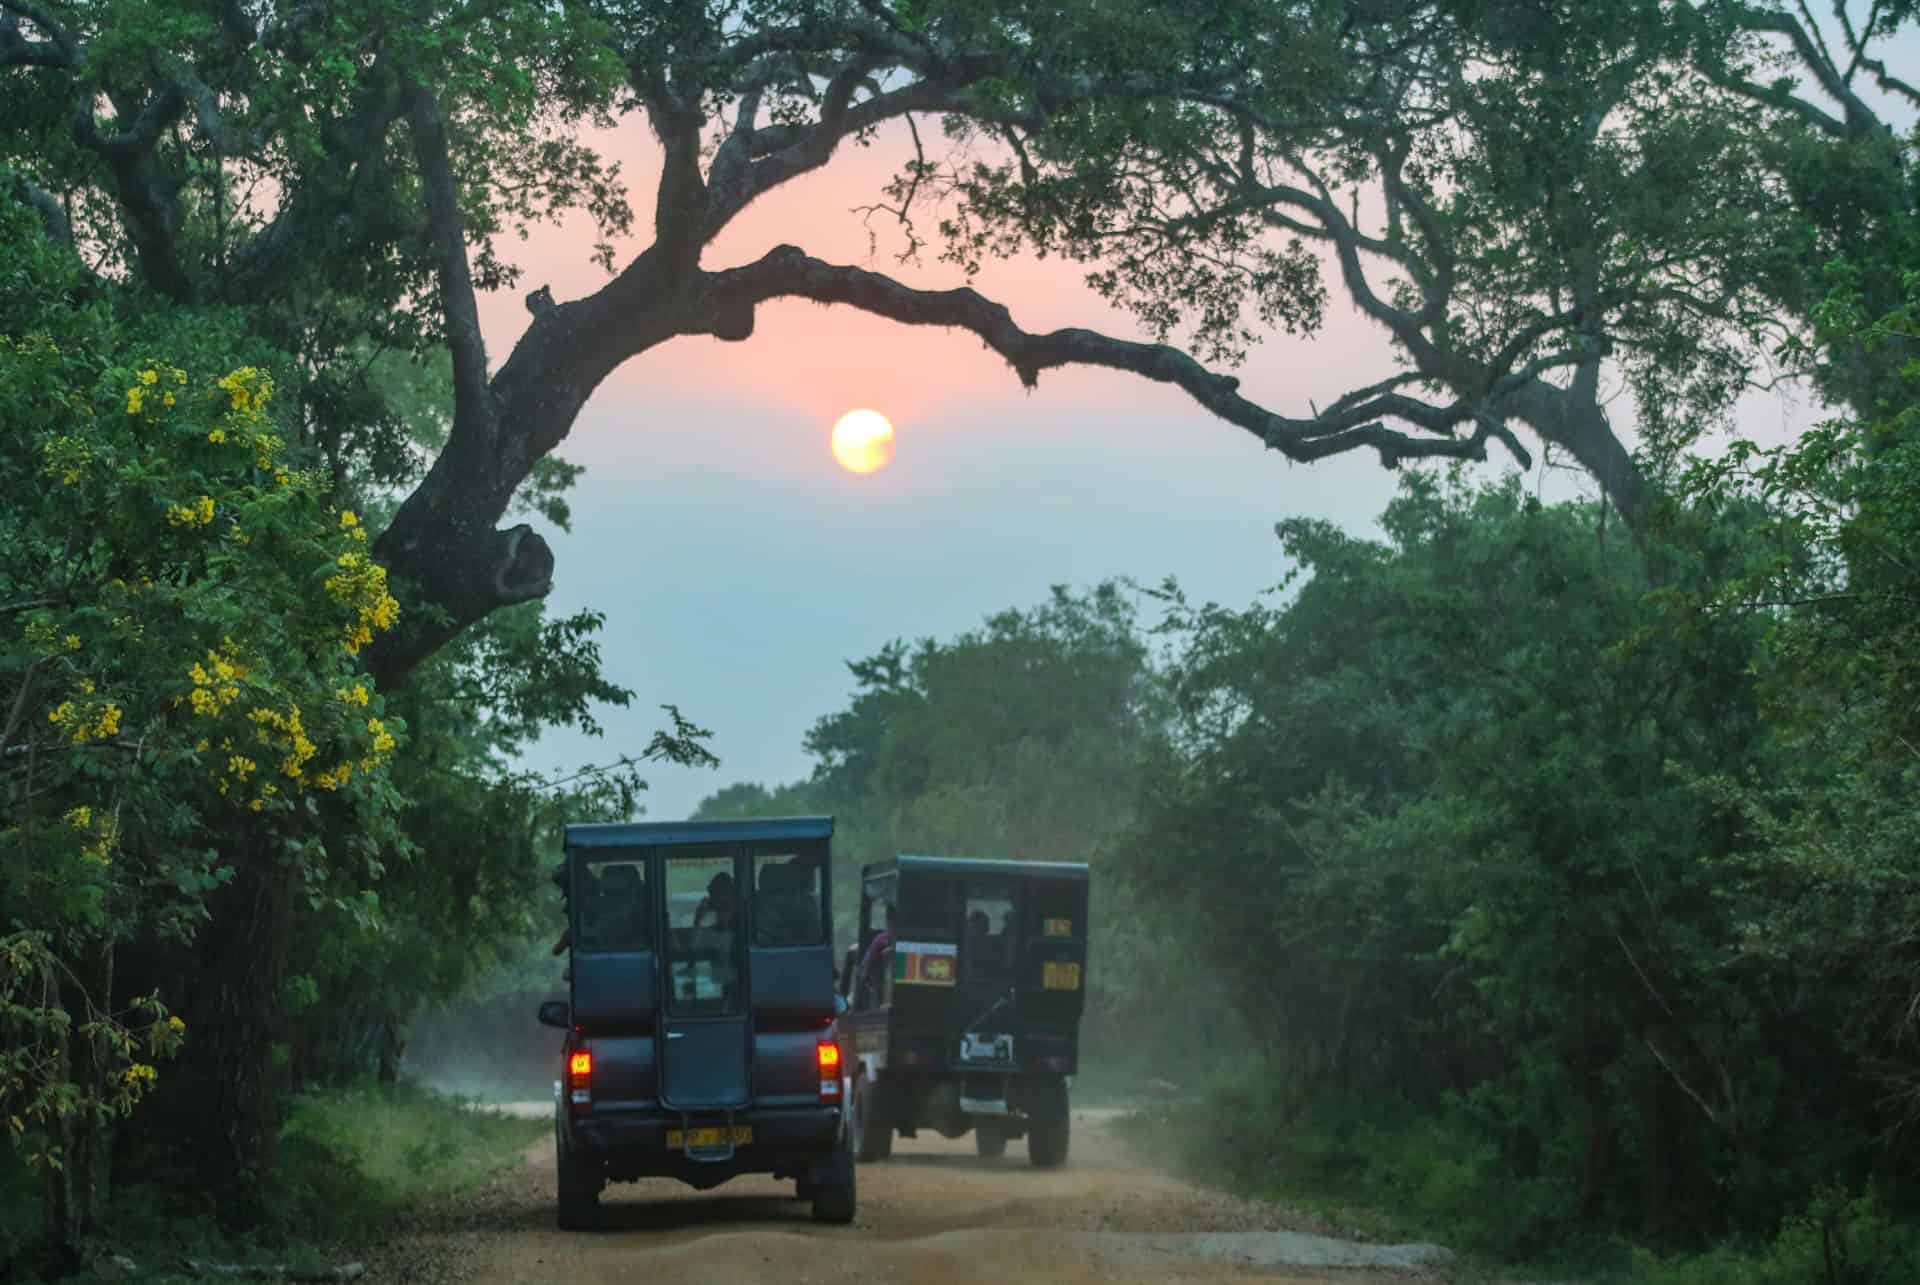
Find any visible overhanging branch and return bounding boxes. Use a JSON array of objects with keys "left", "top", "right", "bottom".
[{"left": 708, "top": 246, "right": 1522, "bottom": 470}]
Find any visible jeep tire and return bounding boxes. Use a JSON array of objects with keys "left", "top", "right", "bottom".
[
  {"left": 1026, "top": 1077, "right": 1070, "bottom": 1169},
  {"left": 853, "top": 1074, "right": 893, "bottom": 1162},
  {"left": 555, "top": 1138, "right": 601, "bottom": 1230},
  {"left": 811, "top": 1135, "right": 857, "bottom": 1224}
]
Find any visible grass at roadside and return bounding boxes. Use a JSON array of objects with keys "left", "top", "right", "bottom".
[
  {"left": 3, "top": 1079, "right": 545, "bottom": 1283},
  {"left": 1117, "top": 1072, "right": 1920, "bottom": 1285}
]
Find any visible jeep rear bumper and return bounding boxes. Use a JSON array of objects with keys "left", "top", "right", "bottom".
[{"left": 567, "top": 1104, "right": 845, "bottom": 1186}]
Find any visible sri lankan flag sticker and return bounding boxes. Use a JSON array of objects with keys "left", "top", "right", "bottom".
[{"left": 894, "top": 940, "right": 958, "bottom": 986}]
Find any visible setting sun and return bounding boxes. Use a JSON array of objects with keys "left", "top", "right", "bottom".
[{"left": 830, "top": 409, "right": 896, "bottom": 475}]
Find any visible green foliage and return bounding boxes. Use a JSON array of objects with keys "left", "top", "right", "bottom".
[
  {"left": 1108, "top": 468, "right": 1920, "bottom": 1248},
  {"left": 5, "top": 1080, "right": 543, "bottom": 1279},
  {"left": 0, "top": 193, "right": 647, "bottom": 1252},
  {"left": 0, "top": 199, "right": 408, "bottom": 1214},
  {"left": 1674, "top": 266, "right": 1920, "bottom": 1140},
  {"left": 1126, "top": 1073, "right": 1581, "bottom": 1259},
  {"left": 273, "top": 1081, "right": 543, "bottom": 1234},
  {"left": 1633, "top": 1187, "right": 1920, "bottom": 1285}
]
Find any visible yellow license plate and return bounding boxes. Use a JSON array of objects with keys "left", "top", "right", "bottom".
[
  {"left": 666, "top": 1125, "right": 752, "bottom": 1149},
  {"left": 1042, "top": 961, "right": 1082, "bottom": 991}
]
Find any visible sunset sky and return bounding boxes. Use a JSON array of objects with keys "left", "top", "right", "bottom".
[{"left": 476, "top": 118, "right": 1817, "bottom": 821}]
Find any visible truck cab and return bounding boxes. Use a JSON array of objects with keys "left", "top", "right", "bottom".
[
  {"left": 537, "top": 816, "right": 854, "bottom": 1228},
  {"left": 839, "top": 855, "right": 1089, "bottom": 1167}
]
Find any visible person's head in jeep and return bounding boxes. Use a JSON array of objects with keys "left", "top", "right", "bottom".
[{"left": 697, "top": 871, "right": 735, "bottom": 928}]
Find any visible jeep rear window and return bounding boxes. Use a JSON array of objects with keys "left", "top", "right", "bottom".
[
  {"left": 575, "top": 859, "right": 650, "bottom": 953},
  {"left": 663, "top": 854, "right": 742, "bottom": 1016},
  {"left": 962, "top": 879, "right": 1017, "bottom": 983}
]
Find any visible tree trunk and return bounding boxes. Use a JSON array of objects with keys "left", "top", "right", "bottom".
[
  {"left": 41, "top": 933, "right": 117, "bottom": 1264},
  {"left": 376, "top": 1016, "right": 404, "bottom": 1085},
  {"left": 168, "top": 842, "right": 299, "bottom": 1216},
  {"left": 1577, "top": 1020, "right": 1617, "bottom": 1220}
]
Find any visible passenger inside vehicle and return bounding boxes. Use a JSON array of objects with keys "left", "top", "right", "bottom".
[
  {"left": 579, "top": 862, "right": 648, "bottom": 952},
  {"left": 754, "top": 856, "right": 822, "bottom": 946}
]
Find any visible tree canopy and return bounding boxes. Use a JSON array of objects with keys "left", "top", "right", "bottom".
[{"left": 6, "top": 1, "right": 1913, "bottom": 679}]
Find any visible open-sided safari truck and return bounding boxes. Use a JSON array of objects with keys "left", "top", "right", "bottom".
[
  {"left": 536, "top": 817, "right": 854, "bottom": 1229},
  {"left": 841, "top": 855, "right": 1089, "bottom": 1167}
]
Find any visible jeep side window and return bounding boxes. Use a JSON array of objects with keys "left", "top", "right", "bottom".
[
  {"left": 577, "top": 860, "right": 649, "bottom": 953},
  {"left": 857, "top": 879, "right": 897, "bottom": 1008},
  {"left": 751, "top": 851, "right": 825, "bottom": 947}
]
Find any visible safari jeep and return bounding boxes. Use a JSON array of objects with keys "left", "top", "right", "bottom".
[
  {"left": 537, "top": 817, "right": 854, "bottom": 1228},
  {"left": 840, "top": 855, "right": 1089, "bottom": 1167}
]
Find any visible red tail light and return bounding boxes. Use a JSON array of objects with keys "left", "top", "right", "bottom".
[
  {"left": 567, "top": 1047, "right": 592, "bottom": 1108},
  {"left": 818, "top": 1040, "right": 842, "bottom": 1102}
]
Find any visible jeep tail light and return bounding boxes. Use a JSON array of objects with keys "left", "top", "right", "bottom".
[
  {"left": 817, "top": 1040, "right": 842, "bottom": 1102},
  {"left": 567, "top": 1047, "right": 592, "bottom": 1108}
]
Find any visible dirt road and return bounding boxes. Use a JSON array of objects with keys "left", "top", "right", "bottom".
[{"left": 381, "top": 1108, "right": 1446, "bottom": 1284}]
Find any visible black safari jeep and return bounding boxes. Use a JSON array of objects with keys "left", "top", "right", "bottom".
[
  {"left": 536, "top": 816, "right": 854, "bottom": 1228},
  {"left": 840, "top": 855, "right": 1089, "bottom": 1167}
]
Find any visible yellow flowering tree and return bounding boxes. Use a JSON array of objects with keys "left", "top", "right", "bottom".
[{"left": 0, "top": 204, "right": 408, "bottom": 1250}]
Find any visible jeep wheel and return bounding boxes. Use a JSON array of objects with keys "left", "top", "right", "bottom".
[
  {"left": 974, "top": 1125, "right": 1007, "bottom": 1158},
  {"left": 1026, "top": 1078, "right": 1070, "bottom": 1169},
  {"left": 555, "top": 1139, "right": 601, "bottom": 1230},
  {"left": 853, "top": 1074, "right": 892, "bottom": 1162},
  {"left": 811, "top": 1137, "right": 858, "bottom": 1224}
]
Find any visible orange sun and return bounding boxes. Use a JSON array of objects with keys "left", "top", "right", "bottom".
[{"left": 831, "top": 409, "right": 896, "bottom": 474}]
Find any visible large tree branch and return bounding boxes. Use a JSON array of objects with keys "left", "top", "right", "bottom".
[
  {"left": 407, "top": 90, "right": 492, "bottom": 432},
  {"left": 1720, "top": 3, "right": 1889, "bottom": 138},
  {"left": 0, "top": 0, "right": 74, "bottom": 66},
  {"left": 224, "top": 82, "right": 406, "bottom": 298},
  {"left": 705, "top": 73, "right": 987, "bottom": 235},
  {"left": 6, "top": 172, "right": 73, "bottom": 245},
  {"left": 707, "top": 245, "right": 1519, "bottom": 469}
]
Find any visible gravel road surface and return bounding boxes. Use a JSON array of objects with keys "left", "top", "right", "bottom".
[{"left": 374, "top": 1106, "right": 1450, "bottom": 1284}]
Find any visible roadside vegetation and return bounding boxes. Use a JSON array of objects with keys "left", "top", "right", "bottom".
[
  {"left": 2, "top": 1081, "right": 543, "bottom": 1282},
  {"left": 5, "top": 1, "right": 1919, "bottom": 1282}
]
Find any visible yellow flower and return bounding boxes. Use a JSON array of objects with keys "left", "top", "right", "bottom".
[
  {"left": 65, "top": 806, "right": 92, "bottom": 829},
  {"left": 163, "top": 392, "right": 175, "bottom": 407},
  {"left": 126, "top": 387, "right": 144, "bottom": 415},
  {"left": 340, "top": 510, "right": 359, "bottom": 529},
  {"left": 64, "top": 635, "right": 80, "bottom": 651},
  {"left": 207, "top": 429, "right": 226, "bottom": 444},
  {"left": 140, "top": 369, "right": 158, "bottom": 386},
  {"left": 167, "top": 1016, "right": 186, "bottom": 1033}
]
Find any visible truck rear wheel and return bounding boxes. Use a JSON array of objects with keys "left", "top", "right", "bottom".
[
  {"left": 1026, "top": 1079, "right": 1070, "bottom": 1169},
  {"left": 853, "top": 1074, "right": 893, "bottom": 1162},
  {"left": 974, "top": 1125, "right": 1007, "bottom": 1158},
  {"left": 555, "top": 1138, "right": 601, "bottom": 1230}
]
